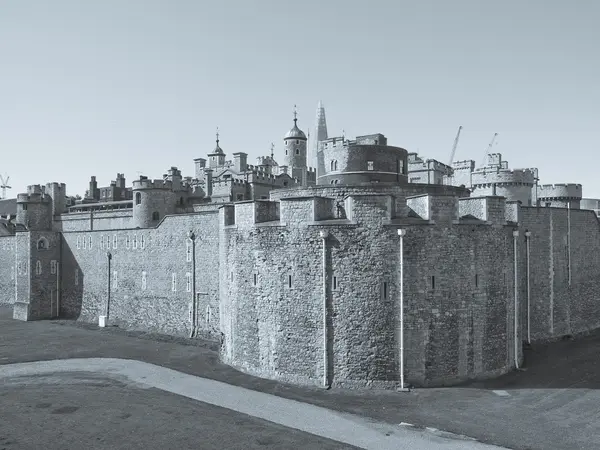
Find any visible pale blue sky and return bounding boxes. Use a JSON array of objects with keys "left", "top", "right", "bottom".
[{"left": 1, "top": 0, "right": 599, "bottom": 198}]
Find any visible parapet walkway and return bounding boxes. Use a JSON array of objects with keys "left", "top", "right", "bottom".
[{"left": 0, "top": 358, "right": 504, "bottom": 450}]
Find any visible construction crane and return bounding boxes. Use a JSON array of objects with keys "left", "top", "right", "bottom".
[
  {"left": 0, "top": 174, "right": 11, "bottom": 200},
  {"left": 447, "top": 126, "right": 463, "bottom": 166},
  {"left": 480, "top": 133, "right": 499, "bottom": 167}
]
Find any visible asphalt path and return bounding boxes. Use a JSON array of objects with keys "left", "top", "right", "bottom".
[
  {"left": 4, "top": 305, "right": 600, "bottom": 449},
  {"left": 0, "top": 359, "right": 503, "bottom": 450}
]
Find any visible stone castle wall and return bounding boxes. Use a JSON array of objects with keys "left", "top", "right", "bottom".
[
  {"left": 55, "top": 210, "right": 134, "bottom": 232},
  {"left": 59, "top": 211, "right": 220, "bottom": 338},
  {"left": 219, "top": 194, "right": 520, "bottom": 388},
  {"left": 0, "top": 236, "right": 15, "bottom": 304},
  {"left": 521, "top": 207, "right": 600, "bottom": 341}
]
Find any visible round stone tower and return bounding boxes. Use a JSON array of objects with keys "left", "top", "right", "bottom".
[
  {"left": 284, "top": 106, "right": 308, "bottom": 185},
  {"left": 132, "top": 176, "right": 177, "bottom": 228},
  {"left": 537, "top": 184, "right": 582, "bottom": 209},
  {"left": 16, "top": 185, "right": 52, "bottom": 230}
]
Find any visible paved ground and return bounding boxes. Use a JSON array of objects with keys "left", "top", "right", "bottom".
[
  {"left": 0, "top": 370, "right": 356, "bottom": 450},
  {"left": 2, "top": 305, "right": 600, "bottom": 449},
  {"left": 0, "top": 359, "right": 501, "bottom": 450}
]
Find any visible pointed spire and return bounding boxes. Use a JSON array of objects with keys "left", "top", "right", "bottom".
[
  {"left": 213, "top": 126, "right": 223, "bottom": 154},
  {"left": 270, "top": 142, "right": 275, "bottom": 159}
]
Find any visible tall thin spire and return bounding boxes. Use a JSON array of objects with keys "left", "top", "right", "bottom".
[
  {"left": 293, "top": 104, "right": 298, "bottom": 125},
  {"left": 312, "top": 100, "right": 328, "bottom": 169},
  {"left": 216, "top": 126, "right": 220, "bottom": 145}
]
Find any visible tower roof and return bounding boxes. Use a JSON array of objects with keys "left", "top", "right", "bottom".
[
  {"left": 284, "top": 105, "right": 307, "bottom": 140},
  {"left": 211, "top": 127, "right": 224, "bottom": 154}
]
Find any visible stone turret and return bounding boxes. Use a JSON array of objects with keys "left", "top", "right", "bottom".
[
  {"left": 132, "top": 176, "right": 177, "bottom": 228},
  {"left": 15, "top": 185, "right": 52, "bottom": 231},
  {"left": 284, "top": 106, "right": 308, "bottom": 186}
]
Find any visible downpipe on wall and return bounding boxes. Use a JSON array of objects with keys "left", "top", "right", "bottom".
[
  {"left": 512, "top": 230, "right": 519, "bottom": 370},
  {"left": 189, "top": 231, "right": 197, "bottom": 338},
  {"left": 397, "top": 229, "right": 409, "bottom": 392},
  {"left": 106, "top": 251, "right": 112, "bottom": 321},
  {"left": 320, "top": 230, "right": 330, "bottom": 389},
  {"left": 525, "top": 230, "right": 531, "bottom": 344}
]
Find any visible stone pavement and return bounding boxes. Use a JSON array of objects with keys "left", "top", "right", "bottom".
[
  {"left": 3, "top": 305, "right": 600, "bottom": 449},
  {"left": 0, "top": 358, "right": 503, "bottom": 450}
]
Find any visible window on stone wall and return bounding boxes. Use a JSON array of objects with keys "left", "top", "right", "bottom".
[
  {"left": 206, "top": 305, "right": 212, "bottom": 324},
  {"left": 430, "top": 275, "right": 435, "bottom": 290},
  {"left": 113, "top": 270, "right": 118, "bottom": 289},
  {"left": 105, "top": 235, "right": 110, "bottom": 249},
  {"left": 475, "top": 274, "right": 479, "bottom": 288},
  {"left": 133, "top": 234, "right": 138, "bottom": 250},
  {"left": 88, "top": 235, "right": 92, "bottom": 249},
  {"left": 236, "top": 193, "right": 244, "bottom": 201},
  {"left": 152, "top": 211, "right": 159, "bottom": 221},
  {"left": 140, "top": 234, "right": 145, "bottom": 249},
  {"left": 367, "top": 161, "right": 374, "bottom": 171},
  {"left": 36, "top": 260, "right": 42, "bottom": 275},
  {"left": 37, "top": 238, "right": 48, "bottom": 250},
  {"left": 186, "top": 240, "right": 192, "bottom": 262},
  {"left": 113, "top": 235, "right": 118, "bottom": 249},
  {"left": 74, "top": 269, "right": 79, "bottom": 286},
  {"left": 186, "top": 273, "right": 192, "bottom": 292},
  {"left": 100, "top": 235, "right": 104, "bottom": 250},
  {"left": 253, "top": 273, "right": 258, "bottom": 286},
  {"left": 126, "top": 235, "right": 131, "bottom": 249},
  {"left": 22, "top": 204, "right": 27, "bottom": 211},
  {"left": 141, "top": 271, "right": 147, "bottom": 290},
  {"left": 135, "top": 192, "right": 142, "bottom": 205},
  {"left": 295, "top": 148, "right": 300, "bottom": 155},
  {"left": 172, "top": 273, "right": 177, "bottom": 292},
  {"left": 288, "top": 274, "right": 292, "bottom": 288},
  {"left": 51, "top": 260, "right": 56, "bottom": 275},
  {"left": 82, "top": 235, "right": 87, "bottom": 250},
  {"left": 332, "top": 276, "right": 338, "bottom": 291}
]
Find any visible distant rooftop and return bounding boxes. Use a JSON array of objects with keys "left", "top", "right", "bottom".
[{"left": 0, "top": 198, "right": 17, "bottom": 216}]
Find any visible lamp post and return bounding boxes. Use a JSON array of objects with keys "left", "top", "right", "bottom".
[
  {"left": 397, "top": 228, "right": 409, "bottom": 391},
  {"left": 320, "top": 230, "right": 330, "bottom": 388}
]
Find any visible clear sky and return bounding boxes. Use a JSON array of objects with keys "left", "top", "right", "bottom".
[{"left": 1, "top": 0, "right": 599, "bottom": 198}]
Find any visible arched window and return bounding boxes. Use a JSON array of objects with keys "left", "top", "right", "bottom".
[
  {"left": 330, "top": 161, "right": 334, "bottom": 171},
  {"left": 37, "top": 238, "right": 48, "bottom": 250},
  {"left": 334, "top": 161, "right": 338, "bottom": 171},
  {"left": 295, "top": 148, "right": 300, "bottom": 155},
  {"left": 152, "top": 211, "right": 159, "bottom": 221},
  {"left": 36, "top": 260, "right": 42, "bottom": 275},
  {"left": 135, "top": 192, "right": 142, "bottom": 205}
]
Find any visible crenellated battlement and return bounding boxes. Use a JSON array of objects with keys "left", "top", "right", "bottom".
[
  {"left": 451, "top": 160, "right": 476, "bottom": 170},
  {"left": 471, "top": 168, "right": 537, "bottom": 186},
  {"left": 537, "top": 183, "right": 583, "bottom": 199},
  {"left": 132, "top": 177, "right": 173, "bottom": 190}
]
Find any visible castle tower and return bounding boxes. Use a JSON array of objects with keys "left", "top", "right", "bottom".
[
  {"left": 284, "top": 105, "right": 308, "bottom": 186},
  {"left": 15, "top": 185, "right": 52, "bottom": 231},
  {"left": 207, "top": 128, "right": 226, "bottom": 169},
  {"left": 132, "top": 176, "right": 177, "bottom": 228},
  {"left": 312, "top": 100, "right": 328, "bottom": 170}
]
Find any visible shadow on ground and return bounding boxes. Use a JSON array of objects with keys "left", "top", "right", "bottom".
[{"left": 2, "top": 305, "right": 600, "bottom": 450}]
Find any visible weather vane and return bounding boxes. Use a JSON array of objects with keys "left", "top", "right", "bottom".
[
  {"left": 216, "top": 126, "right": 220, "bottom": 142},
  {"left": 293, "top": 104, "right": 297, "bottom": 122},
  {"left": 270, "top": 142, "right": 275, "bottom": 159}
]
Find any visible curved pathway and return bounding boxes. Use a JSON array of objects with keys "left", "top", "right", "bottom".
[{"left": 0, "top": 358, "right": 504, "bottom": 450}]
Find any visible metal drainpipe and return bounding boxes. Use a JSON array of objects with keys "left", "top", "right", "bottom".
[
  {"left": 397, "top": 228, "right": 407, "bottom": 390},
  {"left": 189, "top": 231, "right": 197, "bottom": 338},
  {"left": 525, "top": 231, "right": 531, "bottom": 344},
  {"left": 320, "top": 230, "right": 329, "bottom": 388},
  {"left": 567, "top": 202, "right": 571, "bottom": 286},
  {"left": 512, "top": 230, "right": 519, "bottom": 369},
  {"left": 106, "top": 251, "right": 112, "bottom": 320}
]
